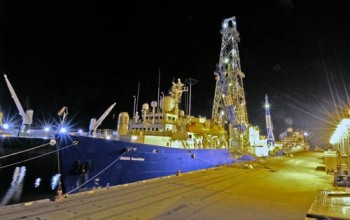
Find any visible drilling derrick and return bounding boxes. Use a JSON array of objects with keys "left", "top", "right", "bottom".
[
  {"left": 211, "top": 16, "right": 249, "bottom": 149},
  {"left": 265, "top": 94, "right": 275, "bottom": 146}
]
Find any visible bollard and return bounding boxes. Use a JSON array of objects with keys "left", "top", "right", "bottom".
[{"left": 176, "top": 170, "right": 182, "bottom": 176}]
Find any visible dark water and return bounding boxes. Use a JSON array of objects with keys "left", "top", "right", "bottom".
[
  {"left": 0, "top": 137, "right": 59, "bottom": 206},
  {"left": 0, "top": 165, "right": 58, "bottom": 206}
]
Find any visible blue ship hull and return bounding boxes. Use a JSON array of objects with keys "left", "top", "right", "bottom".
[{"left": 57, "top": 134, "right": 235, "bottom": 194}]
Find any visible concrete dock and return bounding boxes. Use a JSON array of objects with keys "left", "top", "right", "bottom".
[{"left": 0, "top": 151, "right": 348, "bottom": 220}]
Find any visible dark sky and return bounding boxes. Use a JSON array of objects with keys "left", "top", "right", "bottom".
[{"left": 1, "top": 0, "right": 350, "bottom": 147}]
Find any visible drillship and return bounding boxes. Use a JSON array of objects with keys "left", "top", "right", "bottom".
[
  {"left": 1, "top": 16, "right": 255, "bottom": 205},
  {"left": 57, "top": 79, "right": 235, "bottom": 195}
]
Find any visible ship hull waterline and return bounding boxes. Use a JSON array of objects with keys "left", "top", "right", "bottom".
[{"left": 57, "top": 134, "right": 236, "bottom": 195}]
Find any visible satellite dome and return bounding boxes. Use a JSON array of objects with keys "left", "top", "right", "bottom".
[
  {"left": 160, "top": 96, "right": 175, "bottom": 112},
  {"left": 142, "top": 103, "right": 149, "bottom": 111}
]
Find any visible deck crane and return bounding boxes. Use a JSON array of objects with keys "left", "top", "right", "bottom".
[
  {"left": 88, "top": 102, "right": 116, "bottom": 136},
  {"left": 211, "top": 16, "right": 249, "bottom": 149},
  {"left": 4, "top": 74, "right": 33, "bottom": 135},
  {"left": 264, "top": 94, "right": 275, "bottom": 147}
]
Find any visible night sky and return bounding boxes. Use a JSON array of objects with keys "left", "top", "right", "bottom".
[{"left": 1, "top": 0, "right": 350, "bottom": 147}]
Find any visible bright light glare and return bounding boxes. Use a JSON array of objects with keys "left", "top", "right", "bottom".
[
  {"left": 60, "top": 127, "right": 67, "bottom": 133},
  {"left": 330, "top": 119, "right": 350, "bottom": 144},
  {"left": 35, "top": 178, "right": 41, "bottom": 188},
  {"left": 3, "top": 123, "right": 9, "bottom": 129},
  {"left": 51, "top": 174, "right": 61, "bottom": 190},
  {"left": 44, "top": 127, "right": 50, "bottom": 132}
]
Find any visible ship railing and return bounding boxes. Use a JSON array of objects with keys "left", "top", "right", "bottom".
[
  {"left": 24, "top": 129, "right": 55, "bottom": 139},
  {"left": 0, "top": 128, "right": 55, "bottom": 139},
  {"left": 0, "top": 128, "right": 19, "bottom": 137},
  {"left": 129, "top": 129, "right": 173, "bottom": 137},
  {"left": 90, "top": 129, "right": 118, "bottom": 140},
  {"left": 96, "top": 129, "right": 113, "bottom": 135}
]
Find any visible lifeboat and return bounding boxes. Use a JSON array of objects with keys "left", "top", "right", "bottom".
[
  {"left": 187, "top": 122, "right": 210, "bottom": 134},
  {"left": 209, "top": 125, "right": 227, "bottom": 135}
]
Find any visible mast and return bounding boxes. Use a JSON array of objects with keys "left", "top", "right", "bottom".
[{"left": 169, "top": 79, "right": 188, "bottom": 115}]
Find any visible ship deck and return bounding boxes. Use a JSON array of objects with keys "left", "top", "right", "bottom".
[{"left": 1, "top": 151, "right": 349, "bottom": 220}]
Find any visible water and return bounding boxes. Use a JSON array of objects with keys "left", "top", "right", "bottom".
[{"left": 0, "top": 137, "right": 60, "bottom": 206}]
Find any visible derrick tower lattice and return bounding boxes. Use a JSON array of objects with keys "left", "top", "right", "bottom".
[
  {"left": 265, "top": 94, "right": 275, "bottom": 146},
  {"left": 211, "top": 16, "right": 249, "bottom": 148}
]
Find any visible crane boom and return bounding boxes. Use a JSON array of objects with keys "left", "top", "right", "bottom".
[
  {"left": 89, "top": 102, "right": 116, "bottom": 135},
  {"left": 4, "top": 74, "right": 30, "bottom": 125},
  {"left": 94, "top": 102, "right": 116, "bottom": 131}
]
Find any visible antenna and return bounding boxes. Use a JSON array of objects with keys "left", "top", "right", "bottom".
[
  {"left": 157, "top": 68, "right": 161, "bottom": 113},
  {"left": 184, "top": 78, "right": 198, "bottom": 116},
  {"left": 133, "top": 95, "right": 136, "bottom": 118},
  {"left": 136, "top": 81, "right": 140, "bottom": 114}
]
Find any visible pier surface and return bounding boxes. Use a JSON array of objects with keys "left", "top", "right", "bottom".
[{"left": 1, "top": 151, "right": 348, "bottom": 220}]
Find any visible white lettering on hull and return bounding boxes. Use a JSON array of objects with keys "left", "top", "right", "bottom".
[{"left": 120, "top": 156, "right": 145, "bottom": 161}]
